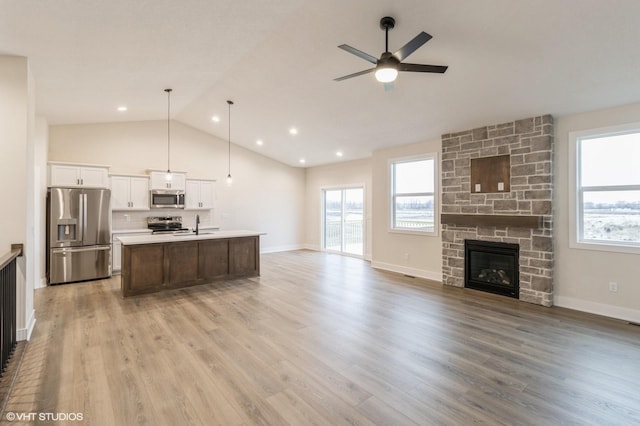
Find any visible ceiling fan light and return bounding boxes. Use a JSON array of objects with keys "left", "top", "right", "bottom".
[{"left": 375, "top": 66, "right": 398, "bottom": 83}]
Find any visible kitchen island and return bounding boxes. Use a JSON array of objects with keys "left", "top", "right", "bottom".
[{"left": 117, "top": 230, "right": 264, "bottom": 296}]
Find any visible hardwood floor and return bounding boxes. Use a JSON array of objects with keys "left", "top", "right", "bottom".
[{"left": 3, "top": 250, "right": 639, "bottom": 425}]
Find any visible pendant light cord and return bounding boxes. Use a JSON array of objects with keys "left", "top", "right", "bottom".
[
  {"left": 227, "top": 100, "right": 233, "bottom": 177},
  {"left": 165, "top": 88, "right": 172, "bottom": 173}
]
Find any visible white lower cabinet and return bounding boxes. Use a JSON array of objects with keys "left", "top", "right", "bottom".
[
  {"left": 113, "top": 238, "right": 122, "bottom": 272},
  {"left": 112, "top": 231, "right": 151, "bottom": 272}
]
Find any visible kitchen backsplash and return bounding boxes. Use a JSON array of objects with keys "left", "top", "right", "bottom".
[{"left": 112, "top": 210, "right": 213, "bottom": 231}]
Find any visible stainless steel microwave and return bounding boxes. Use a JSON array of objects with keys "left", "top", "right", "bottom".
[{"left": 150, "top": 190, "right": 185, "bottom": 209}]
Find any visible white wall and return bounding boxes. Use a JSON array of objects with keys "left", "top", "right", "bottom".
[
  {"left": 305, "top": 139, "right": 443, "bottom": 281},
  {"left": 0, "top": 57, "right": 28, "bottom": 256},
  {"left": 34, "top": 117, "right": 49, "bottom": 289},
  {"left": 48, "top": 120, "right": 305, "bottom": 252},
  {"left": 554, "top": 103, "right": 640, "bottom": 322},
  {"left": 371, "top": 139, "right": 442, "bottom": 281},
  {"left": 304, "top": 159, "right": 372, "bottom": 259},
  {"left": 0, "top": 56, "right": 36, "bottom": 340}
]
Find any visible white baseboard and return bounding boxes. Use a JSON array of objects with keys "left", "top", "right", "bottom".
[
  {"left": 371, "top": 261, "right": 442, "bottom": 282},
  {"left": 17, "top": 309, "right": 36, "bottom": 341},
  {"left": 554, "top": 296, "right": 640, "bottom": 323},
  {"left": 35, "top": 277, "right": 47, "bottom": 289},
  {"left": 261, "top": 244, "right": 305, "bottom": 254},
  {"left": 302, "top": 244, "right": 372, "bottom": 261}
]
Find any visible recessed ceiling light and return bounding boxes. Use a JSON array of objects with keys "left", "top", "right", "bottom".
[
  {"left": 336, "top": 151, "right": 343, "bottom": 157},
  {"left": 299, "top": 158, "right": 306, "bottom": 164},
  {"left": 289, "top": 127, "right": 298, "bottom": 135},
  {"left": 256, "top": 139, "right": 264, "bottom": 146},
  {"left": 117, "top": 106, "right": 127, "bottom": 112},
  {"left": 211, "top": 115, "right": 220, "bottom": 123}
]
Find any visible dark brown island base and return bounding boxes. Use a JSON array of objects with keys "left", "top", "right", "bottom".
[{"left": 117, "top": 230, "right": 263, "bottom": 296}]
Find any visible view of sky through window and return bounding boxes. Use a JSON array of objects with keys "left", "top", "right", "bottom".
[{"left": 578, "top": 131, "right": 640, "bottom": 245}]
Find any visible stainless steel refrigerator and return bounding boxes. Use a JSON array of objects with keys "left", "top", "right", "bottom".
[{"left": 47, "top": 187, "right": 112, "bottom": 284}]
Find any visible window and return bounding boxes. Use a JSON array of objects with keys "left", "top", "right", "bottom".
[
  {"left": 390, "top": 154, "right": 437, "bottom": 234},
  {"left": 572, "top": 125, "right": 640, "bottom": 252}
]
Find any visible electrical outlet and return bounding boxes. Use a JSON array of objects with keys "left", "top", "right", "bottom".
[
  {"left": 403, "top": 253, "right": 410, "bottom": 260},
  {"left": 609, "top": 282, "right": 618, "bottom": 292}
]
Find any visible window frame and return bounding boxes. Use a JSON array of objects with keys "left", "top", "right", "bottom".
[
  {"left": 389, "top": 153, "right": 439, "bottom": 236},
  {"left": 570, "top": 122, "right": 640, "bottom": 254}
]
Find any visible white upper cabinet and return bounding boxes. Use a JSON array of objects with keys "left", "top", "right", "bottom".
[
  {"left": 149, "top": 171, "right": 186, "bottom": 191},
  {"left": 199, "top": 180, "right": 215, "bottom": 209},
  {"left": 129, "top": 177, "right": 150, "bottom": 209},
  {"left": 185, "top": 179, "right": 215, "bottom": 210},
  {"left": 110, "top": 175, "right": 150, "bottom": 211},
  {"left": 49, "top": 163, "right": 110, "bottom": 188}
]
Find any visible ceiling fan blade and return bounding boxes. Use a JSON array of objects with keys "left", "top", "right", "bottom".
[
  {"left": 398, "top": 63, "right": 448, "bottom": 73},
  {"left": 338, "top": 44, "right": 378, "bottom": 64},
  {"left": 334, "top": 68, "right": 375, "bottom": 81},
  {"left": 393, "top": 32, "right": 432, "bottom": 62}
]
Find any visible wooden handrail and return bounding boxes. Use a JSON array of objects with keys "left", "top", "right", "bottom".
[{"left": 0, "top": 244, "right": 22, "bottom": 271}]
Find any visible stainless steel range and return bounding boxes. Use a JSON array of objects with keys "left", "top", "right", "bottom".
[{"left": 147, "top": 216, "right": 190, "bottom": 234}]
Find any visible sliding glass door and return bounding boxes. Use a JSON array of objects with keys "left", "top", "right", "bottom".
[{"left": 323, "top": 187, "right": 364, "bottom": 256}]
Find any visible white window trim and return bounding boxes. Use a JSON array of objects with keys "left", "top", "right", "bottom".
[
  {"left": 388, "top": 153, "right": 439, "bottom": 236},
  {"left": 569, "top": 122, "right": 640, "bottom": 255}
]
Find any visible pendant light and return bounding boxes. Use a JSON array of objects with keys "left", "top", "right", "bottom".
[
  {"left": 164, "top": 88, "right": 173, "bottom": 181},
  {"left": 226, "top": 100, "right": 234, "bottom": 186}
]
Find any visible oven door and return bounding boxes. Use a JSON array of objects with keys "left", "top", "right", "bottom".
[{"left": 150, "top": 190, "right": 185, "bottom": 209}]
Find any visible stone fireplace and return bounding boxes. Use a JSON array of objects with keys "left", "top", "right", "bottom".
[{"left": 440, "top": 115, "right": 554, "bottom": 306}]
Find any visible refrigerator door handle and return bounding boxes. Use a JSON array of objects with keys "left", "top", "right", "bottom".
[
  {"left": 82, "top": 193, "right": 88, "bottom": 243},
  {"left": 78, "top": 192, "right": 84, "bottom": 242},
  {"left": 52, "top": 246, "right": 111, "bottom": 254}
]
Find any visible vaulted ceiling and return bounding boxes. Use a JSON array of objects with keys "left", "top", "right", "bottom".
[{"left": 2, "top": 0, "right": 640, "bottom": 167}]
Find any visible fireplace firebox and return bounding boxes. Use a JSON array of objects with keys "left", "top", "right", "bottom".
[{"left": 465, "top": 240, "right": 519, "bottom": 298}]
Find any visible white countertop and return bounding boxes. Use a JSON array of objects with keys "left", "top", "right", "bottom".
[
  {"left": 112, "top": 229, "right": 153, "bottom": 235},
  {"left": 117, "top": 230, "right": 265, "bottom": 245}
]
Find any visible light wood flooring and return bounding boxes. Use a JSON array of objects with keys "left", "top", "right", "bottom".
[{"left": 3, "top": 250, "right": 640, "bottom": 425}]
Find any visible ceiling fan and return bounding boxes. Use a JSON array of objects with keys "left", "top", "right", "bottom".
[{"left": 335, "top": 16, "right": 448, "bottom": 84}]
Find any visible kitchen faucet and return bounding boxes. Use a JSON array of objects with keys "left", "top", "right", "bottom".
[{"left": 195, "top": 214, "right": 200, "bottom": 235}]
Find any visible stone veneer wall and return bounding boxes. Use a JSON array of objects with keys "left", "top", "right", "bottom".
[{"left": 441, "top": 115, "right": 554, "bottom": 306}]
